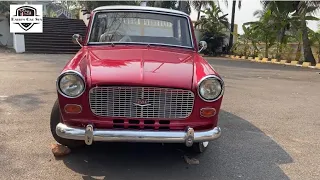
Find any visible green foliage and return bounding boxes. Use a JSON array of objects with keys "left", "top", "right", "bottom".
[
  {"left": 0, "top": 19, "right": 3, "bottom": 41},
  {"left": 195, "top": 1, "right": 229, "bottom": 55},
  {"left": 309, "top": 30, "right": 320, "bottom": 61},
  {"left": 147, "top": 1, "right": 178, "bottom": 9},
  {"left": 258, "top": 0, "right": 320, "bottom": 64},
  {"left": 81, "top": 1, "right": 140, "bottom": 11},
  {"left": 237, "top": 0, "right": 319, "bottom": 63},
  {"left": 191, "top": 1, "right": 210, "bottom": 20},
  {"left": 244, "top": 9, "right": 278, "bottom": 58},
  {"left": 232, "top": 24, "right": 261, "bottom": 57},
  {"left": 0, "top": 1, "right": 11, "bottom": 16}
]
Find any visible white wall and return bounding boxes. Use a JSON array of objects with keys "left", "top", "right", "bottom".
[
  {"left": 0, "top": 16, "right": 13, "bottom": 47},
  {"left": 79, "top": 9, "right": 90, "bottom": 26},
  {"left": 194, "top": 29, "right": 201, "bottom": 42}
]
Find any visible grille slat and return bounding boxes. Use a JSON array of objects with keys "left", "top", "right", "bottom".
[{"left": 89, "top": 86, "right": 194, "bottom": 119}]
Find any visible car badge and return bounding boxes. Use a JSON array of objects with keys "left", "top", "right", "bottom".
[{"left": 133, "top": 99, "right": 152, "bottom": 107}]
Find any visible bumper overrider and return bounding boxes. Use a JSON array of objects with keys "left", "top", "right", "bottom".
[{"left": 56, "top": 123, "right": 221, "bottom": 147}]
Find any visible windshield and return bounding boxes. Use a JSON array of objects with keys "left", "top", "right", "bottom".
[{"left": 88, "top": 11, "right": 193, "bottom": 48}]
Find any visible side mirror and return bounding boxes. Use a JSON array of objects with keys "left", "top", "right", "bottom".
[
  {"left": 72, "top": 34, "right": 83, "bottom": 47},
  {"left": 198, "top": 41, "right": 207, "bottom": 53}
]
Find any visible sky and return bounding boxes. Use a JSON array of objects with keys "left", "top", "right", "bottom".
[{"left": 189, "top": 0, "right": 320, "bottom": 34}]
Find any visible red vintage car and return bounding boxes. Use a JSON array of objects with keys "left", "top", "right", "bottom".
[{"left": 50, "top": 5, "right": 224, "bottom": 153}]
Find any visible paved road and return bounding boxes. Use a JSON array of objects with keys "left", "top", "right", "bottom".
[{"left": 0, "top": 53, "right": 319, "bottom": 180}]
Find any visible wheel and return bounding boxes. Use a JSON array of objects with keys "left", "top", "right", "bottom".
[
  {"left": 50, "top": 100, "right": 84, "bottom": 148},
  {"left": 192, "top": 141, "right": 209, "bottom": 153}
]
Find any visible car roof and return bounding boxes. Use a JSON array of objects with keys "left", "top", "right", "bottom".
[{"left": 93, "top": 5, "right": 188, "bottom": 16}]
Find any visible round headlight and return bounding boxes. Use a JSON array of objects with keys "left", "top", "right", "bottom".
[
  {"left": 57, "top": 71, "right": 85, "bottom": 98},
  {"left": 198, "top": 75, "right": 224, "bottom": 102}
]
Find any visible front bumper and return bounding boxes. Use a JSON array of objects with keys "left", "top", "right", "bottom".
[{"left": 56, "top": 123, "right": 221, "bottom": 147}]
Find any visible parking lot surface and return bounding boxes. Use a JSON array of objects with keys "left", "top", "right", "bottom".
[{"left": 0, "top": 53, "right": 319, "bottom": 180}]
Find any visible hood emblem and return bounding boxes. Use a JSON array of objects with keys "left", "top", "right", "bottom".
[{"left": 133, "top": 99, "right": 152, "bottom": 107}]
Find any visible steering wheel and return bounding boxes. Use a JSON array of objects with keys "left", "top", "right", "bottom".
[{"left": 99, "top": 29, "right": 132, "bottom": 43}]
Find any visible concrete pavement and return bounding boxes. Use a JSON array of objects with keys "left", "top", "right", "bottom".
[{"left": 0, "top": 53, "right": 319, "bottom": 180}]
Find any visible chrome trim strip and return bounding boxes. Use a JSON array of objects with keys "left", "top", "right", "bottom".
[
  {"left": 86, "top": 9, "right": 194, "bottom": 49},
  {"left": 56, "top": 70, "right": 86, "bottom": 99},
  {"left": 87, "top": 42, "right": 194, "bottom": 50},
  {"left": 93, "top": 6, "right": 189, "bottom": 16},
  {"left": 56, "top": 123, "right": 221, "bottom": 145},
  {"left": 197, "top": 75, "right": 225, "bottom": 102}
]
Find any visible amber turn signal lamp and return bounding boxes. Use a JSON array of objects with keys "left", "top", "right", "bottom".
[
  {"left": 64, "top": 104, "right": 82, "bottom": 114},
  {"left": 200, "top": 108, "right": 216, "bottom": 117}
]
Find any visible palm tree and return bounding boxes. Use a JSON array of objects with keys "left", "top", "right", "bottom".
[
  {"left": 253, "top": 1, "right": 299, "bottom": 58},
  {"left": 82, "top": 1, "right": 140, "bottom": 11},
  {"left": 147, "top": 1, "right": 178, "bottom": 9},
  {"left": 0, "top": 1, "right": 12, "bottom": 40},
  {"left": 178, "top": 0, "right": 191, "bottom": 14},
  {"left": 227, "top": 0, "right": 242, "bottom": 53},
  {"left": 191, "top": 1, "right": 210, "bottom": 20},
  {"left": 196, "top": 1, "right": 229, "bottom": 29},
  {"left": 262, "top": 0, "right": 320, "bottom": 65},
  {"left": 195, "top": 1, "right": 229, "bottom": 55},
  {"left": 244, "top": 9, "right": 278, "bottom": 58},
  {"left": 0, "top": 1, "right": 10, "bottom": 16},
  {"left": 309, "top": 30, "right": 320, "bottom": 62}
]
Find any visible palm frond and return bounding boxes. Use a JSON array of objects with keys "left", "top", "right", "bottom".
[{"left": 253, "top": 10, "right": 264, "bottom": 17}]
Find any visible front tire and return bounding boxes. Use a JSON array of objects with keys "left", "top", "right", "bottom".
[
  {"left": 192, "top": 141, "right": 209, "bottom": 153},
  {"left": 50, "top": 100, "right": 84, "bottom": 148}
]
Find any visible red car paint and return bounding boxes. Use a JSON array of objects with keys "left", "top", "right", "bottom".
[{"left": 57, "top": 10, "right": 223, "bottom": 131}]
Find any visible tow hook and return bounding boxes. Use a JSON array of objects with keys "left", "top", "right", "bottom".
[
  {"left": 185, "top": 127, "right": 194, "bottom": 147},
  {"left": 85, "top": 124, "right": 94, "bottom": 145}
]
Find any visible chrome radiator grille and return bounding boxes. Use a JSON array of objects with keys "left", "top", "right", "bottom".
[{"left": 89, "top": 86, "right": 194, "bottom": 119}]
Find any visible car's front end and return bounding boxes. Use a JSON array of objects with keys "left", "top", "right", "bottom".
[{"left": 51, "top": 6, "right": 224, "bottom": 153}]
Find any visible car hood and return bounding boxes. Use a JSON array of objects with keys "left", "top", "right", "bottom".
[{"left": 87, "top": 46, "right": 195, "bottom": 89}]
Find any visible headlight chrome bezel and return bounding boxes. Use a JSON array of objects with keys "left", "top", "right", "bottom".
[
  {"left": 56, "top": 70, "right": 86, "bottom": 98},
  {"left": 197, "top": 75, "right": 224, "bottom": 102}
]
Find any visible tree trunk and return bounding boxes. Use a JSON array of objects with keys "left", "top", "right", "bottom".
[
  {"left": 265, "top": 42, "right": 268, "bottom": 58},
  {"left": 278, "top": 27, "right": 286, "bottom": 57},
  {"left": 228, "top": 0, "right": 236, "bottom": 53},
  {"left": 295, "top": 42, "right": 301, "bottom": 61},
  {"left": 178, "top": 1, "right": 189, "bottom": 14},
  {"left": 301, "top": 18, "right": 316, "bottom": 65},
  {"left": 279, "top": 27, "right": 286, "bottom": 44},
  {"left": 194, "top": 2, "right": 202, "bottom": 29},
  {"left": 197, "top": 2, "right": 202, "bottom": 20}
]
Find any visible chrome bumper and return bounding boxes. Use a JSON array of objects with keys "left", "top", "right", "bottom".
[{"left": 56, "top": 123, "right": 221, "bottom": 147}]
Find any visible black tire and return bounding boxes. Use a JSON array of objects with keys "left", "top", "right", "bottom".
[
  {"left": 50, "top": 100, "right": 84, "bottom": 148},
  {"left": 192, "top": 141, "right": 209, "bottom": 153}
]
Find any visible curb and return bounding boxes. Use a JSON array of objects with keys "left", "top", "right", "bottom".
[
  {"left": 261, "top": 58, "right": 268, "bottom": 63},
  {"left": 302, "top": 62, "right": 311, "bottom": 68},
  {"left": 280, "top": 60, "right": 288, "bottom": 64},
  {"left": 219, "top": 54, "right": 320, "bottom": 70}
]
